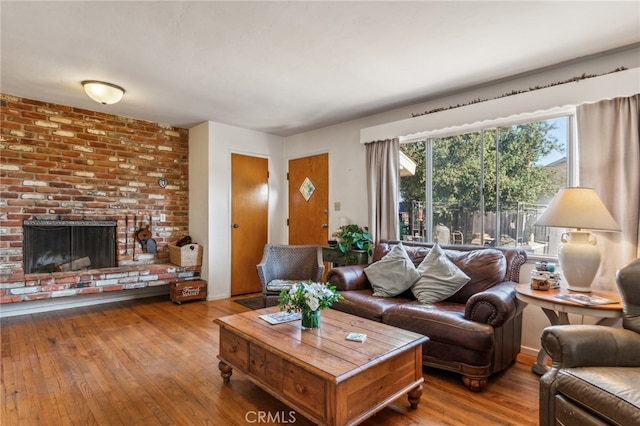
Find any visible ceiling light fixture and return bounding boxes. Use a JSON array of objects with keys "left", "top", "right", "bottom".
[{"left": 81, "top": 80, "right": 125, "bottom": 105}]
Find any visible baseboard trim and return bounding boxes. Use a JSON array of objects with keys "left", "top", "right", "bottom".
[
  {"left": 0, "top": 286, "right": 169, "bottom": 318},
  {"left": 520, "top": 345, "right": 540, "bottom": 357}
]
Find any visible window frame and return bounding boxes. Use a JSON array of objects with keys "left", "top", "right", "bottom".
[{"left": 401, "top": 107, "right": 577, "bottom": 260}]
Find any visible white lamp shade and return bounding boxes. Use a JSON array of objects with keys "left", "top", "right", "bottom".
[
  {"left": 535, "top": 187, "right": 620, "bottom": 292},
  {"left": 535, "top": 187, "right": 620, "bottom": 231},
  {"left": 82, "top": 80, "right": 125, "bottom": 105}
]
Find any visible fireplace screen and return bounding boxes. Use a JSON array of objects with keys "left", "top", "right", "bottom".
[{"left": 23, "top": 220, "right": 117, "bottom": 274}]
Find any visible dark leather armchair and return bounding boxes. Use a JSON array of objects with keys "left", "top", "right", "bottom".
[
  {"left": 256, "top": 244, "right": 324, "bottom": 305},
  {"left": 539, "top": 258, "right": 640, "bottom": 425}
]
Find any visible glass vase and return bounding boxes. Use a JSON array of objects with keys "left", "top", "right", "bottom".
[{"left": 301, "top": 309, "right": 321, "bottom": 329}]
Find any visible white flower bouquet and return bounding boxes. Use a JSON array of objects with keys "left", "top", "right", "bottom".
[{"left": 278, "top": 282, "right": 342, "bottom": 314}]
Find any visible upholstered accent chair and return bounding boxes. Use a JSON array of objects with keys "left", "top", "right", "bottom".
[
  {"left": 256, "top": 244, "right": 325, "bottom": 305},
  {"left": 539, "top": 258, "right": 640, "bottom": 425}
]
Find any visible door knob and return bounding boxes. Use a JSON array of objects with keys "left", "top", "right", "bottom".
[
  {"left": 321, "top": 223, "right": 328, "bottom": 228},
  {"left": 233, "top": 223, "right": 239, "bottom": 228}
]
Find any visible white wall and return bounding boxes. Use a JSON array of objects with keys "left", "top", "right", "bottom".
[
  {"left": 188, "top": 123, "right": 211, "bottom": 287},
  {"left": 189, "top": 121, "right": 286, "bottom": 300}
]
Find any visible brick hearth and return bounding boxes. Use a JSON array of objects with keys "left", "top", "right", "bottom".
[{"left": 0, "top": 263, "right": 200, "bottom": 304}]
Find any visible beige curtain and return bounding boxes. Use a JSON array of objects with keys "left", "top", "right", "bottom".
[
  {"left": 577, "top": 94, "right": 640, "bottom": 291},
  {"left": 365, "top": 138, "right": 400, "bottom": 243}
]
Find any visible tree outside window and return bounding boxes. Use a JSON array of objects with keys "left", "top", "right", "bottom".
[{"left": 399, "top": 117, "right": 568, "bottom": 255}]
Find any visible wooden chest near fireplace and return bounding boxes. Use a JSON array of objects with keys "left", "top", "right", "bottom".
[{"left": 169, "top": 280, "right": 207, "bottom": 304}]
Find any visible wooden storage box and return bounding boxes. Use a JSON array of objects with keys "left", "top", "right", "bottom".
[
  {"left": 170, "top": 280, "right": 207, "bottom": 304},
  {"left": 168, "top": 243, "right": 203, "bottom": 267}
]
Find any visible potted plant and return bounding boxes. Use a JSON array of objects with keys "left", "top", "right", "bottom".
[{"left": 333, "top": 224, "right": 373, "bottom": 265}]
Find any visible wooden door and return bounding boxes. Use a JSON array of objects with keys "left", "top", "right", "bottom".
[
  {"left": 231, "top": 153, "right": 268, "bottom": 296},
  {"left": 288, "top": 153, "right": 329, "bottom": 246}
]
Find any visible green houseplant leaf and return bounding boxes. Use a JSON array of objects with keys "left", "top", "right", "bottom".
[{"left": 334, "top": 224, "right": 373, "bottom": 265}]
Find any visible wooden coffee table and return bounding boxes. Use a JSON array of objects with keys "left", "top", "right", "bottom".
[{"left": 215, "top": 307, "right": 428, "bottom": 426}]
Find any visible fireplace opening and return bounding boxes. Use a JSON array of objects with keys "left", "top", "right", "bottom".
[{"left": 23, "top": 220, "right": 117, "bottom": 274}]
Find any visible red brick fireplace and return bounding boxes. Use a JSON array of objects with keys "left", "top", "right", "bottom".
[{"left": 0, "top": 94, "right": 197, "bottom": 308}]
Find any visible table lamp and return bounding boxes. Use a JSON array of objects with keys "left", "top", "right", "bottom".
[{"left": 535, "top": 187, "right": 620, "bottom": 292}]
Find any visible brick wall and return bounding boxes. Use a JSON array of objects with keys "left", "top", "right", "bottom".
[{"left": 0, "top": 93, "right": 193, "bottom": 304}]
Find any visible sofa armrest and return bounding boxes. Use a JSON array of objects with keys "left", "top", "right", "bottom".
[
  {"left": 326, "top": 265, "right": 370, "bottom": 291},
  {"left": 464, "top": 282, "right": 520, "bottom": 327},
  {"left": 541, "top": 324, "right": 640, "bottom": 368}
]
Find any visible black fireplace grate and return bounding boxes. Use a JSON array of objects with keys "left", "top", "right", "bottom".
[{"left": 23, "top": 220, "right": 117, "bottom": 274}]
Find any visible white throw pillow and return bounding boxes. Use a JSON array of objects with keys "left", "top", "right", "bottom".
[
  {"left": 412, "top": 244, "right": 470, "bottom": 304},
  {"left": 364, "top": 244, "right": 420, "bottom": 297}
]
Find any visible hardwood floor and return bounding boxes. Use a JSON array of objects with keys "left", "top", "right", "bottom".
[{"left": 1, "top": 295, "right": 540, "bottom": 425}]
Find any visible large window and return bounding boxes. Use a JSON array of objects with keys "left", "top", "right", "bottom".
[{"left": 399, "top": 115, "right": 572, "bottom": 256}]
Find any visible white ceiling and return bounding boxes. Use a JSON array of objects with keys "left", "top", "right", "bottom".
[{"left": 2, "top": 1, "right": 639, "bottom": 136}]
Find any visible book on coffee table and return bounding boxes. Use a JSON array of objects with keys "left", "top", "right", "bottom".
[{"left": 259, "top": 311, "right": 301, "bottom": 325}]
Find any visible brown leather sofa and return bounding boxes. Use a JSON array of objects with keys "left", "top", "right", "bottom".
[
  {"left": 539, "top": 258, "right": 640, "bottom": 425},
  {"left": 327, "top": 240, "right": 527, "bottom": 391}
]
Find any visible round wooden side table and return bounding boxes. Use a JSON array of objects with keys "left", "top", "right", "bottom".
[{"left": 515, "top": 284, "right": 623, "bottom": 375}]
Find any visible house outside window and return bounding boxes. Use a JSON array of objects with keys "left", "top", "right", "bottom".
[{"left": 399, "top": 114, "right": 573, "bottom": 257}]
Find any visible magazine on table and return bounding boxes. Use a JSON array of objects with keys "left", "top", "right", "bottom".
[
  {"left": 555, "top": 293, "right": 617, "bottom": 306},
  {"left": 259, "top": 311, "right": 302, "bottom": 325}
]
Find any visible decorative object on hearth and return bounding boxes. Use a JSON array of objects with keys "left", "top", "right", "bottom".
[
  {"left": 168, "top": 242, "right": 203, "bottom": 267},
  {"left": 535, "top": 187, "right": 620, "bottom": 292},
  {"left": 169, "top": 279, "right": 207, "bottom": 304},
  {"left": 125, "top": 215, "right": 129, "bottom": 255},
  {"left": 81, "top": 80, "right": 125, "bottom": 105},
  {"left": 132, "top": 214, "right": 136, "bottom": 261},
  {"left": 175, "top": 235, "right": 193, "bottom": 247},
  {"left": 146, "top": 214, "right": 157, "bottom": 254},
  {"left": 278, "top": 282, "right": 342, "bottom": 329},
  {"left": 135, "top": 219, "right": 152, "bottom": 252}
]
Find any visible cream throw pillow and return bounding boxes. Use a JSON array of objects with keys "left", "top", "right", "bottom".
[
  {"left": 364, "top": 244, "right": 420, "bottom": 297},
  {"left": 412, "top": 244, "right": 470, "bottom": 304}
]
